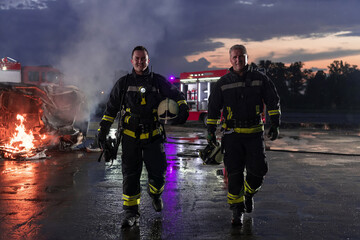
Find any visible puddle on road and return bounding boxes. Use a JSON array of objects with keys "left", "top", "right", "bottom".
[{"left": 299, "top": 156, "right": 357, "bottom": 166}]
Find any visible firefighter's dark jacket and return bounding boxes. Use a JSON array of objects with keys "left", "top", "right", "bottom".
[
  {"left": 100, "top": 67, "right": 187, "bottom": 139},
  {"left": 207, "top": 65, "right": 281, "bottom": 134}
]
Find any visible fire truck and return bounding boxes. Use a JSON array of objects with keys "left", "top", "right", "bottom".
[
  {"left": 0, "top": 56, "right": 64, "bottom": 85},
  {"left": 0, "top": 57, "right": 89, "bottom": 157},
  {"left": 178, "top": 69, "right": 229, "bottom": 126}
]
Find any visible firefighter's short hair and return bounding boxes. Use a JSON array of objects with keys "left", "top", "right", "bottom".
[
  {"left": 132, "top": 46, "right": 149, "bottom": 57},
  {"left": 229, "top": 44, "right": 247, "bottom": 55}
]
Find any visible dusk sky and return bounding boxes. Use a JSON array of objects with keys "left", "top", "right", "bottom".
[{"left": 1, "top": 0, "right": 360, "bottom": 98}]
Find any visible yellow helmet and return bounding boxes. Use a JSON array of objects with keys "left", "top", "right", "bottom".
[{"left": 157, "top": 98, "right": 179, "bottom": 124}]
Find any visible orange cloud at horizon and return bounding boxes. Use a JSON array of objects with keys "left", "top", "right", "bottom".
[
  {"left": 185, "top": 31, "right": 360, "bottom": 72},
  {"left": 304, "top": 55, "right": 360, "bottom": 71}
]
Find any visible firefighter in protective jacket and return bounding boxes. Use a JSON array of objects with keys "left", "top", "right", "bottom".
[
  {"left": 98, "top": 46, "right": 189, "bottom": 228},
  {"left": 206, "top": 44, "right": 281, "bottom": 226}
]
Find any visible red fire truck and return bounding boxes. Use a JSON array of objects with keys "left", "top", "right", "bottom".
[
  {"left": 178, "top": 69, "right": 229, "bottom": 126},
  {"left": 0, "top": 56, "right": 63, "bottom": 85}
]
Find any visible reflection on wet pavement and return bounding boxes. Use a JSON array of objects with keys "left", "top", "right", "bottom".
[
  {"left": 0, "top": 126, "right": 359, "bottom": 239},
  {"left": 266, "top": 128, "right": 360, "bottom": 156}
]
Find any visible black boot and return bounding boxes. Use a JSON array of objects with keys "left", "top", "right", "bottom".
[
  {"left": 230, "top": 203, "right": 244, "bottom": 226},
  {"left": 152, "top": 196, "right": 163, "bottom": 212},
  {"left": 147, "top": 185, "right": 164, "bottom": 212},
  {"left": 121, "top": 211, "right": 140, "bottom": 228},
  {"left": 245, "top": 193, "right": 254, "bottom": 213}
]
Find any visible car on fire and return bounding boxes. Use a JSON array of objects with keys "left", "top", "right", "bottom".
[{"left": 0, "top": 57, "right": 89, "bottom": 159}]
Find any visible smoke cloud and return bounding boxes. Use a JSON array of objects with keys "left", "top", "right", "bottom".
[{"left": 56, "top": 0, "right": 182, "bottom": 119}]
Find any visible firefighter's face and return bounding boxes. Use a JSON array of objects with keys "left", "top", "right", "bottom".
[
  {"left": 131, "top": 50, "right": 149, "bottom": 75},
  {"left": 230, "top": 49, "right": 248, "bottom": 73}
]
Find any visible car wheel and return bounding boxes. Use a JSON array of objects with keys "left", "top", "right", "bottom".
[{"left": 201, "top": 113, "right": 208, "bottom": 128}]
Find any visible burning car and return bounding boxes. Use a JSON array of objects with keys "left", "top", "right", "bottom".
[{"left": 0, "top": 57, "right": 89, "bottom": 160}]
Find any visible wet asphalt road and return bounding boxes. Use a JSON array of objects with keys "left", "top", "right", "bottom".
[{"left": 0, "top": 124, "right": 360, "bottom": 240}]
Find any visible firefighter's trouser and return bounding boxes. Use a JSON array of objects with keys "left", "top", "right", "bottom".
[
  {"left": 121, "top": 134, "right": 167, "bottom": 213},
  {"left": 223, "top": 133, "right": 268, "bottom": 207}
]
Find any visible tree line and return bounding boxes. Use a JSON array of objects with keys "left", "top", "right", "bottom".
[{"left": 251, "top": 60, "right": 360, "bottom": 111}]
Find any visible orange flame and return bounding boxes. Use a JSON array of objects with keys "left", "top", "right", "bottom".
[
  {"left": 2, "top": 114, "right": 43, "bottom": 159},
  {"left": 6, "top": 115, "right": 34, "bottom": 150}
]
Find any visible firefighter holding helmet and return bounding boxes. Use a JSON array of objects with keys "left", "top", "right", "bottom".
[
  {"left": 207, "top": 44, "right": 281, "bottom": 226},
  {"left": 98, "top": 46, "right": 189, "bottom": 228}
]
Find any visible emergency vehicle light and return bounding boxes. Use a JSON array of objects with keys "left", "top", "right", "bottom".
[
  {"left": 180, "top": 79, "right": 197, "bottom": 83},
  {"left": 4, "top": 57, "right": 18, "bottom": 63},
  {"left": 190, "top": 72, "right": 213, "bottom": 77},
  {"left": 180, "top": 77, "right": 220, "bottom": 83},
  {"left": 198, "top": 77, "right": 220, "bottom": 82}
]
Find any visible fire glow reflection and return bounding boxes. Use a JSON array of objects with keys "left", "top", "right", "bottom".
[{"left": 0, "top": 160, "right": 42, "bottom": 239}]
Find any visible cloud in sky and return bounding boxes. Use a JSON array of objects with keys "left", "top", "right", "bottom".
[
  {"left": 270, "top": 49, "right": 360, "bottom": 64},
  {"left": 0, "top": 0, "right": 55, "bottom": 10},
  {"left": 1, "top": 0, "right": 360, "bottom": 117},
  {"left": 0, "top": 0, "right": 184, "bottom": 115},
  {"left": 153, "top": 0, "right": 360, "bottom": 76},
  {"left": 1, "top": 0, "right": 360, "bottom": 83},
  {"left": 186, "top": 31, "right": 360, "bottom": 71}
]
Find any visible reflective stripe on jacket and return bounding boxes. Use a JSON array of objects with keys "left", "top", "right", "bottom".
[{"left": 207, "top": 66, "right": 281, "bottom": 133}]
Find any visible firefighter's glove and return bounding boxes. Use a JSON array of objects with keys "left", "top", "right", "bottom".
[
  {"left": 103, "top": 138, "right": 117, "bottom": 162},
  {"left": 267, "top": 125, "right": 279, "bottom": 141},
  {"left": 173, "top": 104, "right": 189, "bottom": 125},
  {"left": 207, "top": 124, "right": 217, "bottom": 145},
  {"left": 267, "top": 114, "right": 280, "bottom": 141},
  {"left": 97, "top": 126, "right": 110, "bottom": 149}
]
